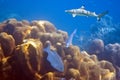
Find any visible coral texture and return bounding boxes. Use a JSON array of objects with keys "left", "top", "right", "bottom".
[{"left": 0, "top": 19, "right": 116, "bottom": 80}]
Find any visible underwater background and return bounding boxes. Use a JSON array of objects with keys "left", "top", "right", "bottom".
[
  {"left": 0, "top": 0, "right": 120, "bottom": 80},
  {"left": 1, "top": 0, "right": 120, "bottom": 55},
  {"left": 0, "top": 0, "right": 120, "bottom": 28},
  {"left": 0, "top": 0, "right": 120, "bottom": 43}
]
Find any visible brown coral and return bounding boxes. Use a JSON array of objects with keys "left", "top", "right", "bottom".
[
  {"left": 0, "top": 32, "right": 15, "bottom": 57},
  {"left": 13, "top": 39, "right": 43, "bottom": 79},
  {"left": 0, "top": 44, "right": 4, "bottom": 61},
  {"left": 66, "top": 68, "right": 80, "bottom": 80},
  {"left": 0, "top": 19, "right": 117, "bottom": 80},
  {"left": 31, "top": 20, "right": 56, "bottom": 33}
]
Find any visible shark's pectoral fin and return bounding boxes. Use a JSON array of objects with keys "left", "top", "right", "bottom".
[{"left": 72, "top": 14, "right": 76, "bottom": 17}]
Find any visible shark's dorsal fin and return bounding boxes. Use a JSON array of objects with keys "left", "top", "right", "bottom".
[{"left": 80, "top": 6, "right": 85, "bottom": 9}]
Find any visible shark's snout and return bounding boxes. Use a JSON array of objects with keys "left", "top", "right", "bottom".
[
  {"left": 65, "top": 10, "right": 69, "bottom": 12},
  {"left": 65, "top": 10, "right": 73, "bottom": 13}
]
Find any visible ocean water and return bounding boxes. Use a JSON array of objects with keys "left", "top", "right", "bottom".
[
  {"left": 0, "top": 0, "right": 120, "bottom": 60},
  {"left": 0, "top": 0, "right": 120, "bottom": 29},
  {"left": 0, "top": 1, "right": 120, "bottom": 56},
  {"left": 0, "top": 0, "right": 120, "bottom": 79}
]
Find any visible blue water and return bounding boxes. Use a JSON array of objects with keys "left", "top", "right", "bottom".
[
  {"left": 0, "top": 0, "right": 120, "bottom": 46},
  {"left": 1, "top": 1, "right": 120, "bottom": 79}
]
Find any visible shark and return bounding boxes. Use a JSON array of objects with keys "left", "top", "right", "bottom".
[{"left": 65, "top": 6, "right": 108, "bottom": 21}]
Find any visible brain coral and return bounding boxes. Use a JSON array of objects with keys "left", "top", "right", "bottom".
[{"left": 0, "top": 19, "right": 117, "bottom": 80}]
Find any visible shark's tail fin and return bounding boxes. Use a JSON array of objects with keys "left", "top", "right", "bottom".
[{"left": 97, "top": 10, "right": 109, "bottom": 21}]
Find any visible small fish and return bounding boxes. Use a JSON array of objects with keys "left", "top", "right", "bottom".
[
  {"left": 43, "top": 42, "right": 64, "bottom": 72},
  {"left": 65, "top": 6, "right": 108, "bottom": 21},
  {"left": 66, "top": 29, "right": 77, "bottom": 47}
]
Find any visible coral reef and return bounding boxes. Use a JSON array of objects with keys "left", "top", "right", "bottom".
[
  {"left": 0, "top": 18, "right": 117, "bottom": 80},
  {"left": 90, "top": 15, "right": 120, "bottom": 45},
  {"left": 87, "top": 39, "right": 120, "bottom": 80},
  {"left": 0, "top": 32, "right": 15, "bottom": 57},
  {"left": 88, "top": 39, "right": 104, "bottom": 55}
]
